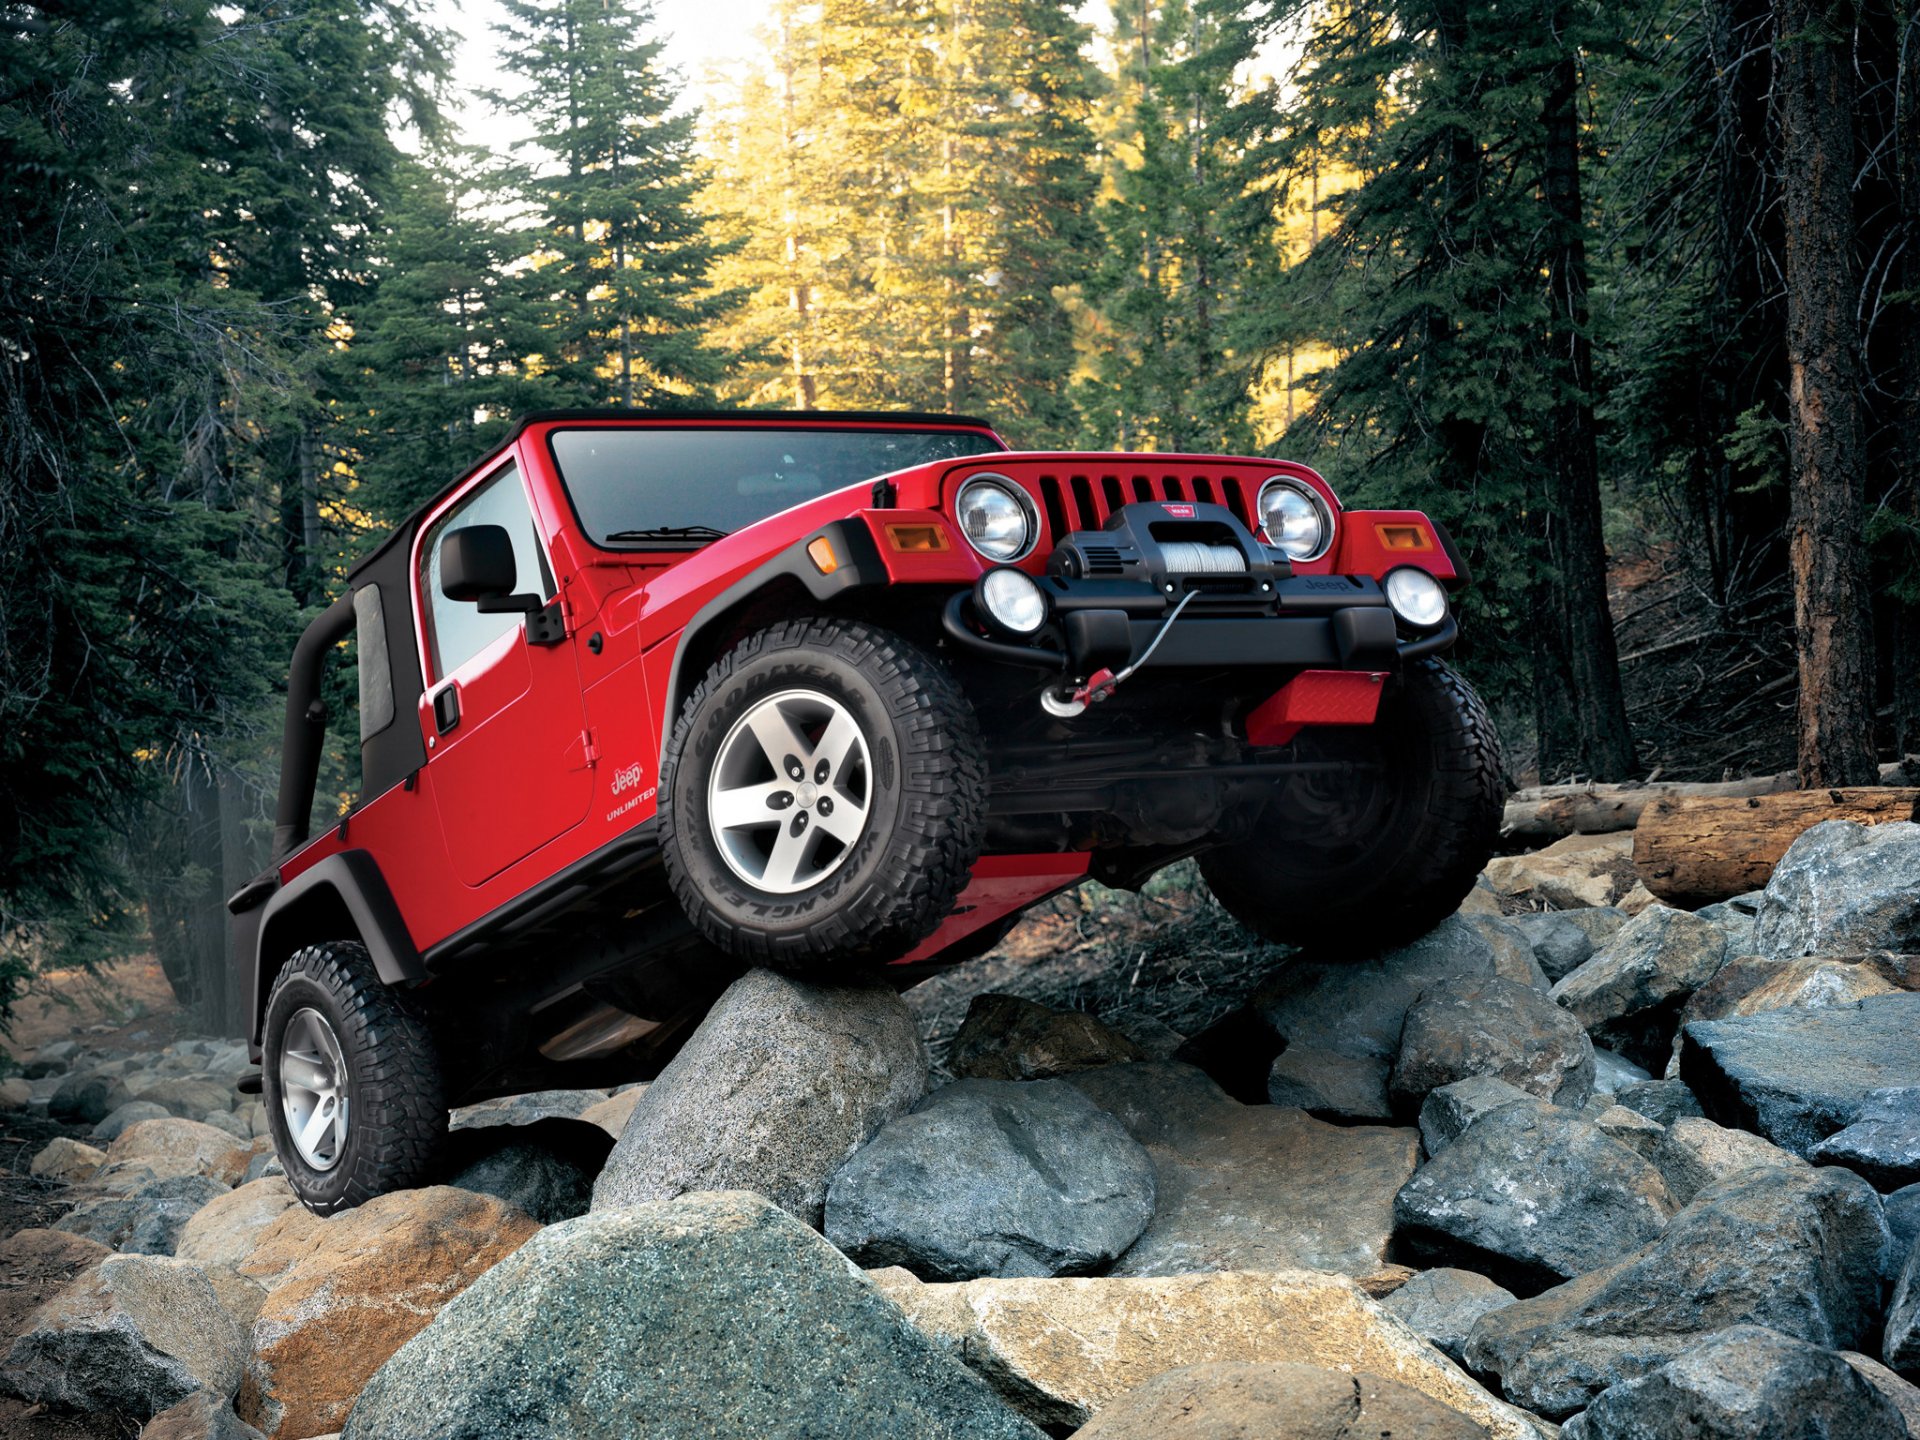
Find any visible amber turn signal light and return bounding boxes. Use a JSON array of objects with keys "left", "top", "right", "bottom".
[
  {"left": 806, "top": 537, "right": 839, "bottom": 574},
  {"left": 884, "top": 524, "right": 951, "bottom": 553},
  {"left": 1374, "top": 523, "right": 1433, "bottom": 551}
]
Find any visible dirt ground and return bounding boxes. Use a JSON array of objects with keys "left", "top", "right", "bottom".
[{"left": 5, "top": 956, "right": 184, "bottom": 1059}]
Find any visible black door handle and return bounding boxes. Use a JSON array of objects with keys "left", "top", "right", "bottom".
[{"left": 433, "top": 686, "right": 460, "bottom": 735}]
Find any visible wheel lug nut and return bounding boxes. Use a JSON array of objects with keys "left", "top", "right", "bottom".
[
  {"left": 817, "top": 796, "right": 834, "bottom": 817},
  {"left": 785, "top": 755, "right": 804, "bottom": 780},
  {"left": 791, "top": 812, "right": 809, "bottom": 836},
  {"left": 768, "top": 791, "right": 794, "bottom": 809},
  {"left": 814, "top": 759, "right": 830, "bottom": 783}
]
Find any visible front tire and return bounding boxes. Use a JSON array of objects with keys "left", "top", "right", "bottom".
[
  {"left": 1201, "top": 658, "right": 1504, "bottom": 952},
  {"left": 660, "top": 616, "right": 987, "bottom": 972},
  {"left": 262, "top": 941, "right": 446, "bottom": 1215}
]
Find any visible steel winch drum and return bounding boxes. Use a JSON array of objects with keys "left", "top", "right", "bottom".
[{"left": 1158, "top": 540, "right": 1248, "bottom": 575}]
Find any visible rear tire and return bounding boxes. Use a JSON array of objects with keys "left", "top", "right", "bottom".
[
  {"left": 1201, "top": 658, "right": 1504, "bottom": 952},
  {"left": 262, "top": 941, "right": 446, "bottom": 1215},
  {"left": 660, "top": 617, "right": 987, "bottom": 973}
]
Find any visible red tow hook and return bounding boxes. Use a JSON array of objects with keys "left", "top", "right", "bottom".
[{"left": 1073, "top": 669, "right": 1119, "bottom": 707}]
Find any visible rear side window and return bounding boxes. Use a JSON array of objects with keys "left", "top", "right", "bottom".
[
  {"left": 418, "top": 462, "right": 555, "bottom": 679},
  {"left": 354, "top": 584, "right": 395, "bottom": 741}
]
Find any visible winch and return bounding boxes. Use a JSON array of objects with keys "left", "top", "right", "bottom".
[{"left": 1047, "top": 500, "right": 1288, "bottom": 597}]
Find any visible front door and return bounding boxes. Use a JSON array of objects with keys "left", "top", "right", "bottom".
[{"left": 416, "top": 457, "right": 592, "bottom": 888}]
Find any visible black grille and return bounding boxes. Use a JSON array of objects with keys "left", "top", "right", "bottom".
[{"left": 1035, "top": 472, "right": 1257, "bottom": 538}]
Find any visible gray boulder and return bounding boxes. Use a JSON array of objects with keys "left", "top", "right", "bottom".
[
  {"left": 3, "top": 1253, "right": 246, "bottom": 1422},
  {"left": 1461, "top": 913, "right": 1553, "bottom": 990},
  {"left": 1252, "top": 913, "right": 1539, "bottom": 1074},
  {"left": 55, "top": 1175, "right": 231, "bottom": 1255},
  {"left": 1559, "top": 1325, "right": 1905, "bottom": 1440},
  {"left": 449, "top": 1087, "right": 610, "bottom": 1131},
  {"left": 1890, "top": 1241, "right": 1919, "bottom": 1379},
  {"left": 1612, "top": 1078, "right": 1704, "bottom": 1128},
  {"left": 340, "top": 1191, "right": 1044, "bottom": 1440},
  {"left": 93, "top": 1100, "right": 173, "bottom": 1143},
  {"left": 141, "top": 1392, "right": 267, "bottom": 1440},
  {"left": 1888, "top": 1183, "right": 1920, "bottom": 1255},
  {"left": 1842, "top": 1351, "right": 1920, "bottom": 1436},
  {"left": 590, "top": 968, "right": 927, "bottom": 1226},
  {"left": 1811, "top": 1087, "right": 1920, "bottom": 1191},
  {"left": 1591, "top": 1048, "right": 1652, "bottom": 1094},
  {"left": 49, "top": 1072, "right": 134, "bottom": 1126},
  {"left": 1464, "top": 1164, "right": 1892, "bottom": 1418},
  {"left": 824, "top": 1079, "right": 1154, "bottom": 1280},
  {"left": 1068, "top": 1062, "right": 1418, "bottom": 1285},
  {"left": 1265, "top": 1044, "right": 1392, "bottom": 1122},
  {"left": 1418, "top": 1075, "right": 1537, "bottom": 1155},
  {"left": 1391, "top": 976, "right": 1596, "bottom": 1111},
  {"left": 1550, "top": 905, "right": 1727, "bottom": 1071},
  {"left": 1679, "top": 993, "right": 1920, "bottom": 1156},
  {"left": 1756, "top": 820, "right": 1920, "bottom": 958},
  {"left": 1696, "top": 889, "right": 1764, "bottom": 951},
  {"left": 1066, "top": 1361, "right": 1489, "bottom": 1440},
  {"left": 1509, "top": 910, "right": 1605, "bottom": 983},
  {"left": 1393, "top": 1095, "right": 1679, "bottom": 1293},
  {"left": 1380, "top": 1267, "right": 1517, "bottom": 1365},
  {"left": 1652, "top": 1116, "right": 1809, "bottom": 1205},
  {"left": 947, "top": 995, "right": 1144, "bottom": 1081},
  {"left": 137, "top": 1079, "right": 235, "bottom": 1120},
  {"left": 443, "top": 1117, "right": 613, "bottom": 1225}
]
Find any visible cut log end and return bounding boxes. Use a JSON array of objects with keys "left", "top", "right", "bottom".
[{"left": 1633, "top": 788, "right": 1920, "bottom": 906}]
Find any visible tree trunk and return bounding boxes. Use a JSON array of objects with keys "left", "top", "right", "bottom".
[
  {"left": 1502, "top": 772, "right": 1800, "bottom": 842},
  {"left": 1777, "top": 0, "right": 1878, "bottom": 784},
  {"left": 1635, "top": 787, "right": 1920, "bottom": 903},
  {"left": 1541, "top": 49, "right": 1637, "bottom": 779},
  {"left": 1890, "top": 0, "right": 1920, "bottom": 757}
]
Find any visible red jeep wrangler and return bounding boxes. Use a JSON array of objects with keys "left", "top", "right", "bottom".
[{"left": 230, "top": 409, "right": 1502, "bottom": 1212}]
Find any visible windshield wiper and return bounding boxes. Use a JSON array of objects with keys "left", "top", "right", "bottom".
[{"left": 604, "top": 525, "right": 731, "bottom": 544}]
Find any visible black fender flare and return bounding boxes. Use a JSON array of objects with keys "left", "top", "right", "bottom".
[
  {"left": 657, "top": 518, "right": 892, "bottom": 758},
  {"left": 247, "top": 851, "right": 425, "bottom": 1046}
]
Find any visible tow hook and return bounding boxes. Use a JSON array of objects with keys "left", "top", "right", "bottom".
[{"left": 1041, "top": 590, "right": 1200, "bottom": 719}]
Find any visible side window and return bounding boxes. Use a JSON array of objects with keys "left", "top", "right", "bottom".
[{"left": 418, "top": 462, "right": 555, "bottom": 679}]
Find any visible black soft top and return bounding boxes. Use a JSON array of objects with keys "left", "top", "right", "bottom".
[{"left": 345, "top": 407, "right": 999, "bottom": 585}]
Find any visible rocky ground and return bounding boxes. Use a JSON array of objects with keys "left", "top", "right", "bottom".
[{"left": 3, "top": 820, "right": 1920, "bottom": 1438}]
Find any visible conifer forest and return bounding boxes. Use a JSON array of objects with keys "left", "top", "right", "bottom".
[{"left": 3, "top": 0, "right": 1918, "bottom": 1028}]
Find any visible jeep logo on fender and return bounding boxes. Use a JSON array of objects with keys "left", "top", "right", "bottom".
[
  {"left": 610, "top": 762, "right": 647, "bottom": 795},
  {"left": 1162, "top": 503, "right": 1196, "bottom": 518}
]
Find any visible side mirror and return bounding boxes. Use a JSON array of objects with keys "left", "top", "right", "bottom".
[
  {"left": 440, "top": 525, "right": 545, "bottom": 618},
  {"left": 440, "top": 525, "right": 518, "bottom": 603}
]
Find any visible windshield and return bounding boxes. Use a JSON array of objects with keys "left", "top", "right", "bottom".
[{"left": 549, "top": 426, "right": 1004, "bottom": 547}]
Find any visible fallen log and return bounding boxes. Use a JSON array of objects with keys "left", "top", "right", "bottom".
[
  {"left": 1501, "top": 760, "right": 1915, "bottom": 844},
  {"left": 1501, "top": 774, "right": 1795, "bottom": 844},
  {"left": 1634, "top": 788, "right": 1920, "bottom": 906}
]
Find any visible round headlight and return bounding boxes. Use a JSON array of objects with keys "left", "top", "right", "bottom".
[
  {"left": 1384, "top": 567, "right": 1449, "bottom": 629},
  {"left": 978, "top": 568, "right": 1048, "bottom": 635},
  {"left": 1258, "top": 478, "right": 1333, "bottom": 561},
  {"left": 956, "top": 477, "right": 1035, "bottom": 562}
]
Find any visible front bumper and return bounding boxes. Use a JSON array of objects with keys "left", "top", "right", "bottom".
[{"left": 941, "top": 571, "right": 1456, "bottom": 677}]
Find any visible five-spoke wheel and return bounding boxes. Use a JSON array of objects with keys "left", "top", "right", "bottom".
[
  {"left": 708, "top": 689, "right": 872, "bottom": 894},
  {"left": 277, "top": 1006, "right": 349, "bottom": 1170}
]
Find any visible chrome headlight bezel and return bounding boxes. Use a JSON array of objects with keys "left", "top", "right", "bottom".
[
  {"left": 1257, "top": 476, "right": 1335, "bottom": 563},
  {"left": 955, "top": 475, "right": 1038, "bottom": 563},
  {"left": 976, "top": 567, "right": 1049, "bottom": 635},
  {"left": 1384, "top": 566, "right": 1450, "bottom": 630}
]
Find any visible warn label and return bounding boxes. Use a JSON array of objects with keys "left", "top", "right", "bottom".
[{"left": 1162, "top": 502, "right": 1197, "bottom": 518}]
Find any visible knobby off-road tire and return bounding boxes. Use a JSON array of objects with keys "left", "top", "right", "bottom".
[
  {"left": 660, "top": 617, "right": 987, "bottom": 973},
  {"left": 262, "top": 941, "right": 446, "bottom": 1215},
  {"left": 1201, "top": 658, "right": 1504, "bottom": 953}
]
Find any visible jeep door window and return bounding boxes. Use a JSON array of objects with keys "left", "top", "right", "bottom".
[
  {"left": 549, "top": 427, "right": 1003, "bottom": 547},
  {"left": 418, "top": 461, "right": 556, "bottom": 678}
]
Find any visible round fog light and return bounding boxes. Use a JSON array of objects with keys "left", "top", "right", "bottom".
[
  {"left": 978, "top": 568, "right": 1048, "bottom": 635},
  {"left": 1384, "top": 567, "right": 1449, "bottom": 629}
]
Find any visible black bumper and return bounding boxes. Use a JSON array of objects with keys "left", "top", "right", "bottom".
[{"left": 940, "top": 572, "right": 1456, "bottom": 675}]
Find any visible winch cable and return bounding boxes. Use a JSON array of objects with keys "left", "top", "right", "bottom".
[{"left": 1070, "top": 587, "right": 1202, "bottom": 707}]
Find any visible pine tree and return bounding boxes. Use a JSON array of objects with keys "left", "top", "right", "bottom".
[
  {"left": 704, "top": 0, "right": 1102, "bottom": 441},
  {"left": 1078, "top": 0, "right": 1272, "bottom": 453},
  {"left": 493, "top": 0, "right": 736, "bottom": 406}
]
